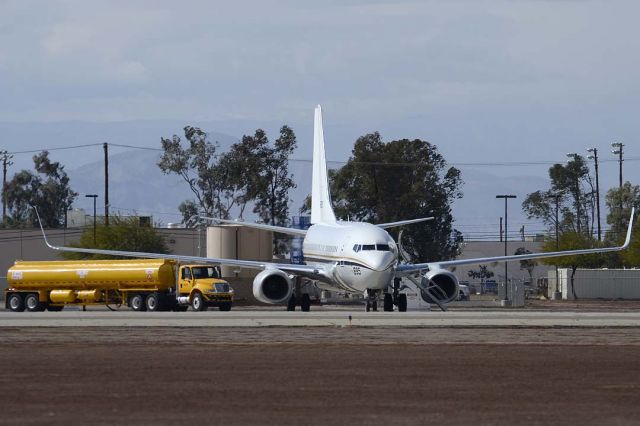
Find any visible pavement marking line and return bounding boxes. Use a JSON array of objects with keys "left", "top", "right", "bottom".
[{"left": 1, "top": 310, "right": 640, "bottom": 327}]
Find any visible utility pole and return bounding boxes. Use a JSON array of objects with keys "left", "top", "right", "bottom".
[
  {"left": 547, "top": 193, "right": 561, "bottom": 300},
  {"left": 587, "top": 148, "right": 601, "bottom": 241},
  {"left": 566, "top": 153, "right": 581, "bottom": 233},
  {"left": 85, "top": 194, "right": 98, "bottom": 245},
  {"left": 499, "top": 217, "right": 503, "bottom": 242},
  {"left": 611, "top": 142, "right": 624, "bottom": 236},
  {"left": 1, "top": 151, "right": 13, "bottom": 227},
  {"left": 496, "top": 195, "right": 516, "bottom": 306},
  {"left": 103, "top": 143, "right": 109, "bottom": 226}
]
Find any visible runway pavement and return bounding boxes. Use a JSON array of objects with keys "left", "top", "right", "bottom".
[{"left": 2, "top": 307, "right": 640, "bottom": 327}]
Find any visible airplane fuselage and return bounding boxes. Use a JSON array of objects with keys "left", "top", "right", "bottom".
[{"left": 302, "top": 222, "right": 398, "bottom": 293}]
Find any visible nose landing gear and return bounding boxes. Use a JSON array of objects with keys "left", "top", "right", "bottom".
[{"left": 365, "top": 289, "right": 379, "bottom": 312}]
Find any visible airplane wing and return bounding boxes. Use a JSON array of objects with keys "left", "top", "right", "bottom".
[
  {"left": 376, "top": 217, "right": 435, "bottom": 229},
  {"left": 35, "top": 212, "right": 328, "bottom": 280},
  {"left": 199, "top": 216, "right": 307, "bottom": 236},
  {"left": 397, "top": 208, "right": 635, "bottom": 275}
]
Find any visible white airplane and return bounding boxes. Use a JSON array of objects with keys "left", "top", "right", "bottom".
[{"left": 38, "top": 105, "right": 635, "bottom": 312}]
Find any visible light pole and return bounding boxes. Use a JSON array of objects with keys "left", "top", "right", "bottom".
[
  {"left": 1, "top": 151, "right": 13, "bottom": 227},
  {"left": 85, "top": 194, "right": 98, "bottom": 245},
  {"left": 566, "top": 153, "right": 581, "bottom": 233},
  {"left": 611, "top": 142, "right": 625, "bottom": 235},
  {"left": 547, "top": 193, "right": 562, "bottom": 299},
  {"left": 496, "top": 195, "right": 516, "bottom": 305},
  {"left": 586, "top": 148, "right": 601, "bottom": 241}
]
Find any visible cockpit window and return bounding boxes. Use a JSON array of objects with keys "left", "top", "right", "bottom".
[
  {"left": 362, "top": 244, "right": 376, "bottom": 251},
  {"left": 376, "top": 244, "right": 391, "bottom": 251},
  {"left": 352, "top": 244, "right": 361, "bottom": 252}
]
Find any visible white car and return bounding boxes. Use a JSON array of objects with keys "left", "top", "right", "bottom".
[{"left": 457, "top": 284, "right": 471, "bottom": 301}]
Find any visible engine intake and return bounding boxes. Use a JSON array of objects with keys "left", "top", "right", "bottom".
[
  {"left": 420, "top": 269, "right": 459, "bottom": 304},
  {"left": 253, "top": 269, "right": 293, "bottom": 304}
]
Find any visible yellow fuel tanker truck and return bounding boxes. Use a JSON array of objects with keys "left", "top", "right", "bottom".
[{"left": 5, "top": 259, "right": 233, "bottom": 312}]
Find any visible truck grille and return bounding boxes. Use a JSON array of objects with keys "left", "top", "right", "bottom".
[{"left": 215, "top": 283, "right": 230, "bottom": 293}]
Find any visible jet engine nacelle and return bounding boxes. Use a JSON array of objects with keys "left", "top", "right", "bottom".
[
  {"left": 253, "top": 269, "right": 294, "bottom": 304},
  {"left": 420, "top": 269, "right": 459, "bottom": 304}
]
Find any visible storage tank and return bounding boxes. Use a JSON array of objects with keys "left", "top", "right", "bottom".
[
  {"left": 7, "top": 259, "right": 176, "bottom": 291},
  {"left": 206, "top": 225, "right": 272, "bottom": 278}
]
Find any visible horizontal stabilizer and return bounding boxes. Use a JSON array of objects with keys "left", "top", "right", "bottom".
[
  {"left": 199, "top": 217, "right": 307, "bottom": 236},
  {"left": 376, "top": 217, "right": 434, "bottom": 229}
]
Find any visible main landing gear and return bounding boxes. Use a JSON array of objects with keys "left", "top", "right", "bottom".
[
  {"left": 369, "top": 279, "right": 408, "bottom": 312},
  {"left": 287, "top": 293, "right": 311, "bottom": 312},
  {"left": 287, "top": 277, "right": 311, "bottom": 312}
]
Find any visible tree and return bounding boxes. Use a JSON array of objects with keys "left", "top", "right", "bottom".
[
  {"left": 514, "top": 247, "right": 537, "bottom": 284},
  {"left": 323, "top": 133, "right": 463, "bottom": 262},
  {"left": 252, "top": 126, "right": 298, "bottom": 254},
  {"left": 604, "top": 182, "right": 640, "bottom": 241},
  {"left": 467, "top": 265, "right": 494, "bottom": 293},
  {"left": 4, "top": 151, "right": 77, "bottom": 228},
  {"left": 604, "top": 182, "right": 640, "bottom": 267},
  {"left": 62, "top": 215, "right": 169, "bottom": 260},
  {"left": 178, "top": 200, "right": 199, "bottom": 224},
  {"left": 522, "top": 155, "right": 596, "bottom": 235},
  {"left": 253, "top": 125, "right": 297, "bottom": 226},
  {"left": 158, "top": 126, "right": 228, "bottom": 218},
  {"left": 541, "top": 232, "right": 604, "bottom": 299},
  {"left": 216, "top": 129, "right": 270, "bottom": 219}
]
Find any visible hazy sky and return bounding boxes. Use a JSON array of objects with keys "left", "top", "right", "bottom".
[{"left": 0, "top": 0, "right": 638, "bottom": 231}]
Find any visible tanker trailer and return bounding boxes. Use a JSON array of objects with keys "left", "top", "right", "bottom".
[{"left": 5, "top": 259, "right": 233, "bottom": 312}]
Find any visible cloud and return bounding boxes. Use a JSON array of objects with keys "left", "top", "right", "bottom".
[{"left": 1, "top": 0, "right": 640, "bottom": 130}]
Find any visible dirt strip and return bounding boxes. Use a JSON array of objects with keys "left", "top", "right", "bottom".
[{"left": 1, "top": 327, "right": 640, "bottom": 425}]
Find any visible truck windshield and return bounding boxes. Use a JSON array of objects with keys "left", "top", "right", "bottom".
[{"left": 191, "top": 267, "right": 220, "bottom": 279}]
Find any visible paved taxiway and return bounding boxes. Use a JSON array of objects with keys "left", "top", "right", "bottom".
[{"left": 2, "top": 308, "right": 640, "bottom": 327}]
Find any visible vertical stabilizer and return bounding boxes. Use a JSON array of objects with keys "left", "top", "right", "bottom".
[{"left": 311, "top": 105, "right": 337, "bottom": 224}]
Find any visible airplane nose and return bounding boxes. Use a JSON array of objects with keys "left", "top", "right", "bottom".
[{"left": 372, "top": 253, "right": 396, "bottom": 272}]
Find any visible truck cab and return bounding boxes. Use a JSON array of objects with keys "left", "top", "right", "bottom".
[{"left": 177, "top": 265, "right": 234, "bottom": 311}]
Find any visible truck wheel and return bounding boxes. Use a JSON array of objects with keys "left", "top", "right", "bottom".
[
  {"left": 398, "top": 294, "right": 408, "bottom": 312},
  {"left": 129, "top": 294, "right": 146, "bottom": 312},
  {"left": 219, "top": 302, "right": 232, "bottom": 312},
  {"left": 145, "top": 293, "right": 161, "bottom": 312},
  {"left": 191, "top": 292, "right": 206, "bottom": 311},
  {"left": 25, "top": 293, "right": 44, "bottom": 312},
  {"left": 7, "top": 293, "right": 25, "bottom": 312}
]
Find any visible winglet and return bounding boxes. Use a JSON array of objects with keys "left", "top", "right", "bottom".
[
  {"left": 622, "top": 207, "right": 635, "bottom": 249},
  {"left": 33, "top": 206, "right": 57, "bottom": 250}
]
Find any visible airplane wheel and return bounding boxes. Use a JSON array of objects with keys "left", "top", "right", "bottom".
[
  {"left": 372, "top": 300, "right": 378, "bottom": 312},
  {"left": 383, "top": 293, "right": 393, "bottom": 311},
  {"left": 287, "top": 295, "right": 296, "bottom": 311},
  {"left": 365, "top": 301, "right": 371, "bottom": 312},
  {"left": 300, "top": 294, "right": 311, "bottom": 312},
  {"left": 398, "top": 294, "right": 408, "bottom": 312}
]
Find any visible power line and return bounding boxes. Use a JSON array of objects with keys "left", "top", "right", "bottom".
[
  {"left": 3, "top": 141, "right": 636, "bottom": 169},
  {"left": 7, "top": 143, "right": 103, "bottom": 155}
]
